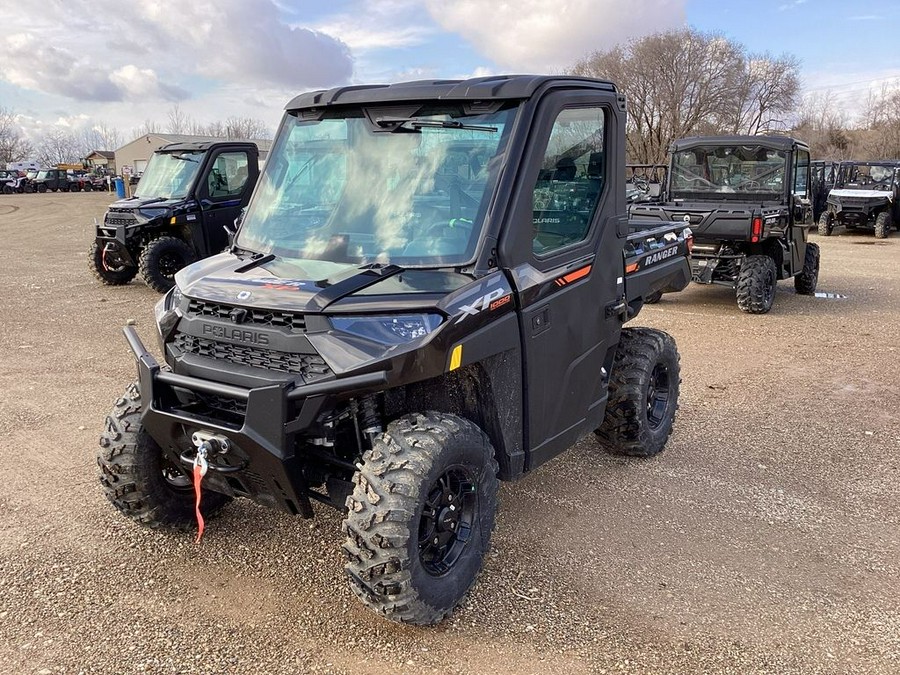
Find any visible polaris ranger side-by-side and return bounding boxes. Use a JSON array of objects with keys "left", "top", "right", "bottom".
[
  {"left": 631, "top": 135, "right": 819, "bottom": 314},
  {"left": 818, "top": 161, "right": 900, "bottom": 239},
  {"left": 89, "top": 141, "right": 260, "bottom": 292},
  {"left": 97, "top": 76, "right": 693, "bottom": 625}
]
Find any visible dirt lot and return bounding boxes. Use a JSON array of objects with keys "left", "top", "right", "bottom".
[{"left": 0, "top": 192, "right": 898, "bottom": 674}]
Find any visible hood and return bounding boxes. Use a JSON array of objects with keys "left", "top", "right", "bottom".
[
  {"left": 176, "top": 253, "right": 472, "bottom": 314},
  {"left": 829, "top": 189, "right": 892, "bottom": 200},
  {"left": 108, "top": 196, "right": 191, "bottom": 211}
]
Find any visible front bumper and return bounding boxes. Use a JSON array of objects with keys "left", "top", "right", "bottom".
[{"left": 123, "top": 326, "right": 386, "bottom": 516}]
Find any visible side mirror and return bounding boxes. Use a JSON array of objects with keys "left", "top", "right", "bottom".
[{"left": 226, "top": 208, "right": 245, "bottom": 248}]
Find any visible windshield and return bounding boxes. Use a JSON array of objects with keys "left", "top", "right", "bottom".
[
  {"left": 133, "top": 151, "right": 205, "bottom": 199},
  {"left": 837, "top": 163, "right": 896, "bottom": 190},
  {"left": 36, "top": 170, "right": 52, "bottom": 180},
  {"left": 236, "top": 104, "right": 516, "bottom": 269},
  {"left": 670, "top": 145, "right": 787, "bottom": 198}
]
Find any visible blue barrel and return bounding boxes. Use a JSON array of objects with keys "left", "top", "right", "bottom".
[{"left": 114, "top": 177, "right": 125, "bottom": 199}]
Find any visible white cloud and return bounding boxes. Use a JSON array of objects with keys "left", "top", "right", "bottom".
[
  {"left": 132, "top": 0, "right": 353, "bottom": 89},
  {"left": 0, "top": 0, "right": 353, "bottom": 104},
  {"left": 422, "top": 0, "right": 687, "bottom": 71}
]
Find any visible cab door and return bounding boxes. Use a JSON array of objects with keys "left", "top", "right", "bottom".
[
  {"left": 197, "top": 149, "right": 258, "bottom": 255},
  {"left": 502, "top": 97, "right": 626, "bottom": 469}
]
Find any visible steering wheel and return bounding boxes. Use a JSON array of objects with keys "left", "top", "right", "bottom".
[{"left": 735, "top": 179, "right": 761, "bottom": 190}]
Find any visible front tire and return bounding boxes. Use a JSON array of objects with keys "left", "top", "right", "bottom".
[
  {"left": 817, "top": 212, "right": 833, "bottom": 236},
  {"left": 89, "top": 241, "right": 138, "bottom": 285},
  {"left": 139, "top": 236, "right": 197, "bottom": 293},
  {"left": 97, "top": 382, "right": 230, "bottom": 530},
  {"left": 875, "top": 211, "right": 891, "bottom": 239},
  {"left": 343, "top": 412, "right": 499, "bottom": 625},
  {"left": 595, "top": 328, "right": 680, "bottom": 457},
  {"left": 644, "top": 290, "right": 663, "bottom": 304},
  {"left": 736, "top": 255, "right": 778, "bottom": 314},
  {"left": 794, "top": 243, "right": 820, "bottom": 295}
]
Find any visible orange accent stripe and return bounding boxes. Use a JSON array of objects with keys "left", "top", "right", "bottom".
[
  {"left": 625, "top": 262, "right": 639, "bottom": 274},
  {"left": 561, "top": 264, "right": 592, "bottom": 285}
]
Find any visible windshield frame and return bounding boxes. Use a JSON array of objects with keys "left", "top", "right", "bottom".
[
  {"left": 669, "top": 144, "right": 790, "bottom": 202},
  {"left": 133, "top": 150, "right": 206, "bottom": 200}
]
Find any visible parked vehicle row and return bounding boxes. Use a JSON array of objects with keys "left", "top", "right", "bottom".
[{"left": 0, "top": 167, "right": 116, "bottom": 194}]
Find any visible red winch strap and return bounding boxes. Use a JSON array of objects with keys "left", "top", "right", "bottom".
[
  {"left": 192, "top": 447, "right": 209, "bottom": 544},
  {"left": 193, "top": 462, "right": 205, "bottom": 543}
]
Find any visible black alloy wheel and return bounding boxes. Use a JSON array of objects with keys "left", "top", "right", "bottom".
[
  {"left": 646, "top": 362, "right": 671, "bottom": 430},
  {"left": 418, "top": 466, "right": 477, "bottom": 576}
]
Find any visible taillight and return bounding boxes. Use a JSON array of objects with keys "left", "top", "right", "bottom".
[
  {"left": 683, "top": 227, "right": 694, "bottom": 253},
  {"left": 751, "top": 216, "right": 763, "bottom": 243}
]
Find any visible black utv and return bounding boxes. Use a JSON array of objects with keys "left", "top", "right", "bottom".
[
  {"left": 97, "top": 75, "right": 694, "bottom": 625},
  {"left": 631, "top": 135, "right": 819, "bottom": 314},
  {"left": 818, "top": 161, "right": 900, "bottom": 239},
  {"left": 810, "top": 160, "right": 837, "bottom": 223},
  {"left": 89, "top": 141, "right": 260, "bottom": 292},
  {"left": 32, "top": 168, "right": 76, "bottom": 192}
]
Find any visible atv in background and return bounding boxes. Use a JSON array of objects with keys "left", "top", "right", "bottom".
[
  {"left": 32, "top": 168, "right": 77, "bottom": 193},
  {"left": 810, "top": 160, "right": 837, "bottom": 223},
  {"left": 632, "top": 135, "right": 819, "bottom": 314},
  {"left": 626, "top": 164, "right": 667, "bottom": 204},
  {"left": 97, "top": 75, "right": 693, "bottom": 626},
  {"left": 818, "top": 161, "right": 900, "bottom": 238},
  {"left": 89, "top": 141, "right": 260, "bottom": 292}
]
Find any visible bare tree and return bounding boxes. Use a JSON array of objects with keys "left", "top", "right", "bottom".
[
  {"left": 133, "top": 119, "right": 161, "bottom": 138},
  {"left": 571, "top": 29, "right": 800, "bottom": 163},
  {"left": 36, "top": 129, "right": 82, "bottom": 166},
  {"left": 225, "top": 116, "right": 271, "bottom": 140},
  {"left": 792, "top": 91, "right": 857, "bottom": 160},
  {"left": 730, "top": 53, "right": 801, "bottom": 135},
  {"left": 0, "top": 107, "right": 34, "bottom": 163},
  {"left": 166, "top": 104, "right": 192, "bottom": 135}
]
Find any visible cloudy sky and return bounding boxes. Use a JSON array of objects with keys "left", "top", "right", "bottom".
[{"left": 2, "top": 0, "right": 898, "bottom": 146}]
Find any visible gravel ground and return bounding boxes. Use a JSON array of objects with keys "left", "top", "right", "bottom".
[{"left": 0, "top": 193, "right": 898, "bottom": 674}]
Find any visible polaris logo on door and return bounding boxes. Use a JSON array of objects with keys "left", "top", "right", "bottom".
[{"left": 644, "top": 246, "right": 678, "bottom": 265}]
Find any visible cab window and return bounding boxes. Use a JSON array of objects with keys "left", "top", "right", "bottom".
[
  {"left": 531, "top": 107, "right": 606, "bottom": 256},
  {"left": 207, "top": 152, "right": 250, "bottom": 198}
]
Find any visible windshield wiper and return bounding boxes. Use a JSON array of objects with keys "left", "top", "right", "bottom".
[
  {"left": 171, "top": 154, "right": 199, "bottom": 163},
  {"left": 375, "top": 117, "right": 497, "bottom": 133}
]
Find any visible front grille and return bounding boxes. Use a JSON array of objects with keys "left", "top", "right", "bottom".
[
  {"left": 194, "top": 391, "right": 248, "bottom": 416},
  {"left": 187, "top": 299, "right": 306, "bottom": 332},
  {"left": 104, "top": 214, "right": 135, "bottom": 226},
  {"left": 173, "top": 333, "right": 332, "bottom": 382}
]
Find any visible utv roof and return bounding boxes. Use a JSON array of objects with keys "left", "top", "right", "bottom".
[
  {"left": 670, "top": 135, "right": 808, "bottom": 153},
  {"left": 157, "top": 140, "right": 259, "bottom": 153},
  {"left": 286, "top": 75, "right": 618, "bottom": 110}
]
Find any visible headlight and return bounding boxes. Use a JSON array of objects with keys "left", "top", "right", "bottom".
[
  {"left": 330, "top": 314, "right": 443, "bottom": 345},
  {"left": 138, "top": 208, "right": 168, "bottom": 220},
  {"left": 154, "top": 286, "right": 183, "bottom": 344}
]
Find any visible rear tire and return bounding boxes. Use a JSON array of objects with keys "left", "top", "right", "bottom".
[
  {"left": 344, "top": 412, "right": 499, "bottom": 625},
  {"left": 595, "top": 328, "right": 680, "bottom": 457},
  {"left": 37, "top": 183, "right": 47, "bottom": 193},
  {"left": 736, "top": 255, "right": 777, "bottom": 314},
  {"left": 817, "top": 212, "right": 833, "bottom": 236},
  {"left": 69, "top": 183, "right": 80, "bottom": 192},
  {"left": 97, "top": 382, "right": 230, "bottom": 530},
  {"left": 875, "top": 211, "right": 891, "bottom": 239},
  {"left": 794, "top": 243, "right": 820, "bottom": 295},
  {"left": 89, "top": 241, "right": 138, "bottom": 285},
  {"left": 139, "top": 236, "right": 196, "bottom": 293}
]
